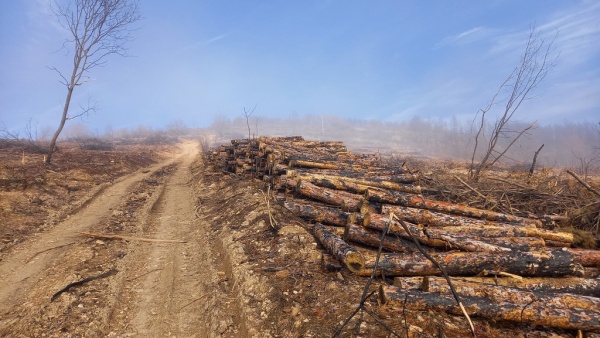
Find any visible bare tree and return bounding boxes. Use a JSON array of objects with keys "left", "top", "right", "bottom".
[
  {"left": 469, "top": 25, "right": 556, "bottom": 182},
  {"left": 45, "top": 0, "right": 141, "bottom": 164},
  {"left": 242, "top": 104, "right": 257, "bottom": 140}
]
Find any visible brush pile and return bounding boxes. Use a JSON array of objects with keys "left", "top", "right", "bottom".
[{"left": 211, "top": 136, "right": 600, "bottom": 334}]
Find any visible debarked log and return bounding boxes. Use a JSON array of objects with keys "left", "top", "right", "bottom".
[
  {"left": 343, "top": 223, "right": 421, "bottom": 253},
  {"left": 282, "top": 200, "right": 353, "bottom": 226},
  {"left": 378, "top": 284, "right": 600, "bottom": 332},
  {"left": 366, "top": 189, "right": 541, "bottom": 227},
  {"left": 381, "top": 204, "right": 536, "bottom": 228},
  {"left": 394, "top": 276, "right": 600, "bottom": 297},
  {"left": 296, "top": 180, "right": 363, "bottom": 212},
  {"left": 356, "top": 249, "right": 585, "bottom": 277},
  {"left": 439, "top": 225, "right": 575, "bottom": 244},
  {"left": 312, "top": 223, "right": 365, "bottom": 272},
  {"left": 289, "top": 172, "right": 421, "bottom": 194}
]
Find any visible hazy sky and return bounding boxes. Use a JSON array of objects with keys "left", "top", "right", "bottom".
[{"left": 1, "top": 0, "right": 599, "bottom": 133}]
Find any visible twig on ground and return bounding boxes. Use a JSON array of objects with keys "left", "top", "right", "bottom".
[
  {"left": 79, "top": 231, "right": 186, "bottom": 243},
  {"left": 51, "top": 269, "right": 118, "bottom": 301},
  {"left": 27, "top": 242, "right": 76, "bottom": 263}
]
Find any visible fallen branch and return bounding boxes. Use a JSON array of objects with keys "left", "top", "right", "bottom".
[
  {"left": 79, "top": 231, "right": 187, "bottom": 243},
  {"left": 567, "top": 170, "right": 600, "bottom": 198},
  {"left": 51, "top": 269, "right": 118, "bottom": 301}
]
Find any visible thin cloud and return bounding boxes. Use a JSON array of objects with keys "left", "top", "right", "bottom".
[
  {"left": 434, "top": 26, "right": 488, "bottom": 49},
  {"left": 489, "top": 1, "right": 600, "bottom": 64},
  {"left": 172, "top": 33, "right": 230, "bottom": 57}
]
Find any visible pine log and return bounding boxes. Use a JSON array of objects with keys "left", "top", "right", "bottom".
[
  {"left": 362, "top": 213, "right": 446, "bottom": 247},
  {"left": 439, "top": 225, "right": 575, "bottom": 244},
  {"left": 382, "top": 204, "right": 536, "bottom": 228},
  {"left": 296, "top": 180, "right": 362, "bottom": 212},
  {"left": 394, "top": 276, "right": 600, "bottom": 297},
  {"left": 294, "top": 172, "right": 421, "bottom": 194},
  {"left": 423, "top": 229, "right": 511, "bottom": 253},
  {"left": 366, "top": 189, "right": 541, "bottom": 227},
  {"left": 289, "top": 159, "right": 341, "bottom": 170},
  {"left": 343, "top": 223, "right": 420, "bottom": 253},
  {"left": 312, "top": 223, "right": 365, "bottom": 272},
  {"left": 364, "top": 213, "right": 510, "bottom": 252},
  {"left": 282, "top": 200, "right": 352, "bottom": 226},
  {"left": 357, "top": 249, "right": 585, "bottom": 277},
  {"left": 567, "top": 248, "right": 600, "bottom": 267},
  {"left": 480, "top": 236, "right": 546, "bottom": 251},
  {"left": 379, "top": 284, "right": 600, "bottom": 331}
]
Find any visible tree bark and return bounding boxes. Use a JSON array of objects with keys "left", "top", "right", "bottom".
[
  {"left": 296, "top": 180, "right": 363, "bottom": 212},
  {"left": 438, "top": 225, "right": 575, "bottom": 244},
  {"left": 293, "top": 172, "right": 421, "bottom": 194},
  {"left": 343, "top": 223, "right": 421, "bottom": 253},
  {"left": 394, "top": 276, "right": 600, "bottom": 297},
  {"left": 357, "top": 249, "right": 584, "bottom": 277},
  {"left": 312, "top": 223, "right": 365, "bottom": 272},
  {"left": 282, "top": 200, "right": 353, "bottom": 226},
  {"left": 366, "top": 189, "right": 541, "bottom": 227},
  {"left": 379, "top": 284, "right": 600, "bottom": 332},
  {"left": 381, "top": 204, "right": 536, "bottom": 228}
]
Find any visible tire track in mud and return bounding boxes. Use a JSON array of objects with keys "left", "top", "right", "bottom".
[{"left": 0, "top": 142, "right": 245, "bottom": 337}]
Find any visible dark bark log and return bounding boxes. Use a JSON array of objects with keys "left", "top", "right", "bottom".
[
  {"left": 282, "top": 200, "right": 352, "bottom": 226},
  {"left": 362, "top": 213, "right": 446, "bottom": 247},
  {"left": 379, "top": 284, "right": 600, "bottom": 331},
  {"left": 394, "top": 275, "right": 600, "bottom": 297},
  {"left": 357, "top": 249, "right": 585, "bottom": 277},
  {"left": 296, "top": 180, "right": 363, "bottom": 212},
  {"left": 366, "top": 189, "right": 541, "bottom": 227},
  {"left": 289, "top": 159, "right": 341, "bottom": 170},
  {"left": 343, "top": 223, "right": 420, "bottom": 253},
  {"left": 567, "top": 248, "right": 600, "bottom": 267},
  {"left": 312, "top": 223, "right": 365, "bottom": 272}
]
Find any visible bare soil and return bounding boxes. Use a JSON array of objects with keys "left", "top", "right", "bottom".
[{"left": 0, "top": 141, "right": 585, "bottom": 337}]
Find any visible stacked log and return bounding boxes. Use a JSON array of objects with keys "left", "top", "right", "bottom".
[{"left": 211, "top": 136, "right": 600, "bottom": 333}]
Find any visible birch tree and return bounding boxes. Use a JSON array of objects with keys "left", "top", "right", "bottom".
[{"left": 46, "top": 0, "right": 141, "bottom": 164}]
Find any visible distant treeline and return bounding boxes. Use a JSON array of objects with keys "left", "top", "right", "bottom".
[{"left": 208, "top": 114, "right": 600, "bottom": 170}]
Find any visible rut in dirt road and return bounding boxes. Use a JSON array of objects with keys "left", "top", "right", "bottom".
[{"left": 0, "top": 142, "right": 243, "bottom": 337}]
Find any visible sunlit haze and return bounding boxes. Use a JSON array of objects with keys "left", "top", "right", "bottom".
[{"left": 1, "top": 1, "right": 599, "bottom": 133}]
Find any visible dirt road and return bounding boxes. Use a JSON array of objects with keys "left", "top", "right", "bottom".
[{"left": 0, "top": 142, "right": 245, "bottom": 337}]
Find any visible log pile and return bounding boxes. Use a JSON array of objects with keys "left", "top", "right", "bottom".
[{"left": 211, "top": 136, "right": 600, "bottom": 333}]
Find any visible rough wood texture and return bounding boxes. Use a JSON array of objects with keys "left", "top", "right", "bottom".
[
  {"left": 357, "top": 249, "right": 584, "bottom": 277},
  {"left": 282, "top": 200, "right": 352, "bottom": 226},
  {"left": 290, "top": 172, "right": 421, "bottom": 194},
  {"left": 379, "top": 284, "right": 600, "bottom": 332},
  {"left": 296, "top": 180, "right": 362, "bottom": 212},
  {"left": 439, "top": 225, "right": 575, "bottom": 244},
  {"left": 394, "top": 276, "right": 600, "bottom": 297},
  {"left": 366, "top": 189, "right": 541, "bottom": 227},
  {"left": 381, "top": 204, "right": 536, "bottom": 228},
  {"left": 343, "top": 223, "right": 420, "bottom": 253},
  {"left": 312, "top": 223, "right": 365, "bottom": 272}
]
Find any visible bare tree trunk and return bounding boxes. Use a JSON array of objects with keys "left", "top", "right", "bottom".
[
  {"left": 529, "top": 143, "right": 545, "bottom": 176},
  {"left": 46, "top": 85, "right": 75, "bottom": 165}
]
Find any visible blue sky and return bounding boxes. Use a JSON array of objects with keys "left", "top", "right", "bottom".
[{"left": 0, "top": 0, "right": 598, "bottom": 133}]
